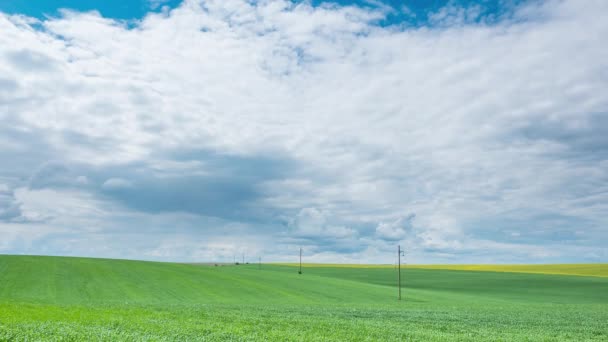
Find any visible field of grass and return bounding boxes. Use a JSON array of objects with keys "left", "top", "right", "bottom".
[
  {"left": 1, "top": 255, "right": 607, "bottom": 341},
  {"left": 411, "top": 264, "right": 608, "bottom": 277},
  {"left": 276, "top": 263, "right": 608, "bottom": 277}
]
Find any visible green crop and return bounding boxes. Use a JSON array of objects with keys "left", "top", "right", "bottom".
[{"left": 0, "top": 255, "right": 606, "bottom": 341}]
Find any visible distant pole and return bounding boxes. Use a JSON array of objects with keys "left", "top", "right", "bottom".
[
  {"left": 259, "top": 256, "right": 261, "bottom": 270},
  {"left": 398, "top": 245, "right": 401, "bottom": 300},
  {"left": 243, "top": 253, "right": 245, "bottom": 264},
  {"left": 398, "top": 245, "right": 405, "bottom": 300},
  {"left": 298, "top": 247, "right": 302, "bottom": 274}
]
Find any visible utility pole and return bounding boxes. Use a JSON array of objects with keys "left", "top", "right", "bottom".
[
  {"left": 298, "top": 247, "right": 302, "bottom": 274},
  {"left": 398, "top": 245, "right": 405, "bottom": 300},
  {"left": 242, "top": 253, "right": 245, "bottom": 265}
]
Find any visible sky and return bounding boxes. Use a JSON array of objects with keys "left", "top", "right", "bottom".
[{"left": 0, "top": 0, "right": 606, "bottom": 264}]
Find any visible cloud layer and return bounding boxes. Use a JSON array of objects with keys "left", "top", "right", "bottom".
[{"left": 0, "top": 0, "right": 607, "bottom": 263}]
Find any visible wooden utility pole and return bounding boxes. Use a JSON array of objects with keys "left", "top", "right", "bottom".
[
  {"left": 298, "top": 248, "right": 302, "bottom": 274},
  {"left": 398, "top": 245, "right": 404, "bottom": 300}
]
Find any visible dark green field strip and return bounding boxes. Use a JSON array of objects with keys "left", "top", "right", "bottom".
[
  {"left": 281, "top": 265, "right": 608, "bottom": 304},
  {"left": 2, "top": 256, "right": 607, "bottom": 306}
]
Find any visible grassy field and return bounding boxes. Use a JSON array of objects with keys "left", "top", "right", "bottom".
[
  {"left": 405, "top": 264, "right": 608, "bottom": 277},
  {"left": 0, "top": 256, "right": 607, "bottom": 341},
  {"left": 276, "top": 263, "right": 608, "bottom": 277}
]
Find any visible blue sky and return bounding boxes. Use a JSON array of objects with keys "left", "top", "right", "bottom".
[
  {"left": 0, "top": 0, "right": 526, "bottom": 25},
  {"left": 0, "top": 0, "right": 182, "bottom": 19},
  {"left": 0, "top": 0, "right": 607, "bottom": 263}
]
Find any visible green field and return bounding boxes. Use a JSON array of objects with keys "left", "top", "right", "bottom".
[{"left": 0, "top": 256, "right": 607, "bottom": 341}]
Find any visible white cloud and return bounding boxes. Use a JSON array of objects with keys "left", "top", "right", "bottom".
[
  {"left": 102, "top": 178, "right": 134, "bottom": 190},
  {"left": 148, "top": 0, "right": 171, "bottom": 10},
  {"left": 289, "top": 208, "right": 357, "bottom": 239},
  {"left": 375, "top": 214, "right": 414, "bottom": 241},
  {"left": 0, "top": 0, "right": 607, "bottom": 262}
]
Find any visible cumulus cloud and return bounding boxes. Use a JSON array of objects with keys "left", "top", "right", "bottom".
[
  {"left": 289, "top": 208, "right": 357, "bottom": 239},
  {"left": 0, "top": 0, "right": 607, "bottom": 262},
  {"left": 375, "top": 214, "right": 415, "bottom": 241}
]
